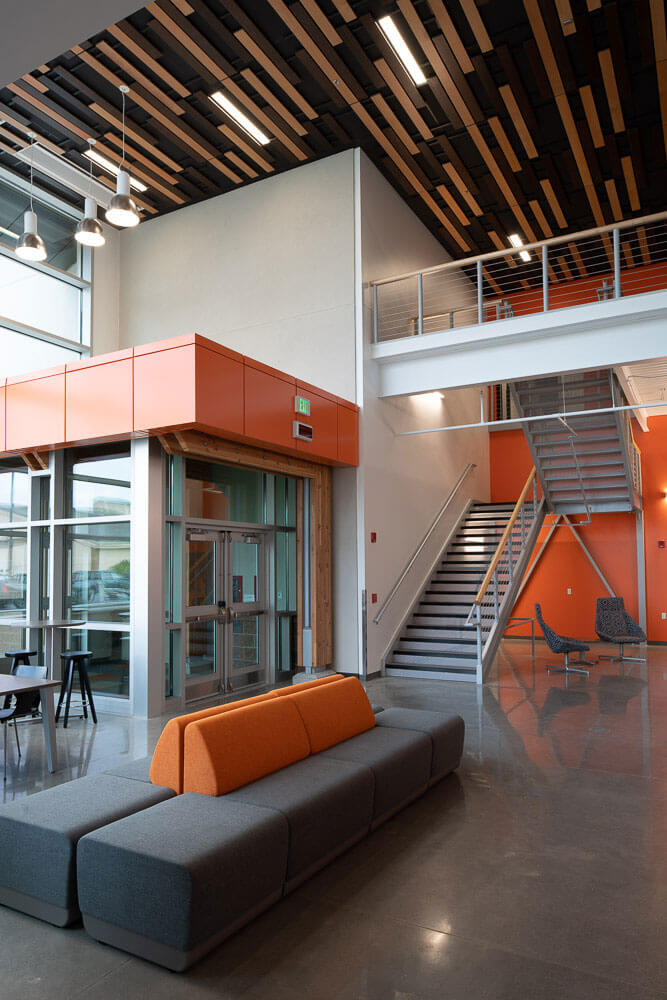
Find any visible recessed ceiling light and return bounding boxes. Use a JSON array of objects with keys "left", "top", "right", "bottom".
[
  {"left": 84, "top": 148, "right": 147, "bottom": 192},
  {"left": 0, "top": 225, "right": 18, "bottom": 240},
  {"left": 377, "top": 16, "right": 427, "bottom": 86},
  {"left": 508, "top": 233, "right": 531, "bottom": 262},
  {"left": 210, "top": 91, "right": 270, "bottom": 145}
]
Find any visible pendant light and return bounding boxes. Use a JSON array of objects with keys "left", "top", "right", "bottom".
[
  {"left": 16, "top": 134, "right": 47, "bottom": 262},
  {"left": 105, "top": 85, "right": 140, "bottom": 228},
  {"left": 75, "top": 139, "right": 105, "bottom": 247}
]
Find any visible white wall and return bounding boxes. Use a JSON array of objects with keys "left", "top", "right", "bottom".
[
  {"left": 91, "top": 223, "right": 121, "bottom": 356},
  {"left": 117, "top": 150, "right": 357, "bottom": 400},
  {"left": 351, "top": 151, "right": 489, "bottom": 676}
]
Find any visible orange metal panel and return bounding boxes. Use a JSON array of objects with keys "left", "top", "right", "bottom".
[
  {"left": 133, "top": 344, "right": 197, "bottom": 431},
  {"left": 337, "top": 403, "right": 359, "bottom": 465},
  {"left": 244, "top": 364, "right": 295, "bottom": 450},
  {"left": 133, "top": 333, "right": 197, "bottom": 357},
  {"left": 67, "top": 348, "right": 133, "bottom": 372},
  {"left": 6, "top": 371, "right": 66, "bottom": 451},
  {"left": 295, "top": 383, "right": 338, "bottom": 461},
  {"left": 194, "top": 344, "right": 244, "bottom": 436},
  {"left": 66, "top": 358, "right": 133, "bottom": 443}
]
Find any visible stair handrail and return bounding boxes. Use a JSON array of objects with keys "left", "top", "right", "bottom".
[
  {"left": 372, "top": 462, "right": 476, "bottom": 625},
  {"left": 470, "top": 467, "right": 537, "bottom": 610}
]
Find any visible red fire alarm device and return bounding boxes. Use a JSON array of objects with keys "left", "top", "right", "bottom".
[
  {"left": 371, "top": 593, "right": 378, "bottom": 604},
  {"left": 659, "top": 540, "right": 665, "bottom": 549},
  {"left": 370, "top": 532, "right": 377, "bottom": 543}
]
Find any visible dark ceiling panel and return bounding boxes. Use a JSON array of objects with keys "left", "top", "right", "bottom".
[{"left": 0, "top": 0, "right": 664, "bottom": 261}]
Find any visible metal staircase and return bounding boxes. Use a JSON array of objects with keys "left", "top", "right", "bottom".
[
  {"left": 510, "top": 370, "right": 642, "bottom": 514},
  {"left": 385, "top": 477, "right": 544, "bottom": 681}
]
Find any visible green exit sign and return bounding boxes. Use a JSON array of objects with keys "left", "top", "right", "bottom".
[{"left": 295, "top": 395, "right": 311, "bottom": 416}]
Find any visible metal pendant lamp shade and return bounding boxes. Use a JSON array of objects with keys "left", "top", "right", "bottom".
[
  {"left": 16, "top": 209, "right": 47, "bottom": 262},
  {"left": 105, "top": 169, "right": 139, "bottom": 228},
  {"left": 76, "top": 197, "right": 105, "bottom": 246}
]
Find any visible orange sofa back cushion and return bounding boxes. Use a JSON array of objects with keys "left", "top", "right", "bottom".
[
  {"left": 274, "top": 674, "right": 344, "bottom": 697},
  {"left": 149, "top": 691, "right": 276, "bottom": 793},
  {"left": 183, "top": 697, "right": 311, "bottom": 796},
  {"left": 290, "top": 676, "right": 375, "bottom": 754}
]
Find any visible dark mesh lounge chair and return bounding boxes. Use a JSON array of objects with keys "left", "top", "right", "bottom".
[
  {"left": 535, "top": 603, "right": 594, "bottom": 676},
  {"left": 595, "top": 596, "right": 646, "bottom": 663}
]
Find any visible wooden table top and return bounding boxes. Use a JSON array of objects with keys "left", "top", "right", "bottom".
[{"left": 0, "top": 676, "right": 61, "bottom": 694}]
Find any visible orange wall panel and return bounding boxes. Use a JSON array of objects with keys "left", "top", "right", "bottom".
[
  {"left": 194, "top": 345, "right": 244, "bottom": 436},
  {"left": 244, "top": 364, "right": 296, "bottom": 451},
  {"left": 6, "top": 370, "right": 66, "bottom": 452},
  {"left": 66, "top": 357, "right": 133, "bottom": 443},
  {"left": 133, "top": 344, "right": 197, "bottom": 431},
  {"left": 337, "top": 403, "right": 359, "bottom": 465},
  {"left": 295, "top": 382, "right": 338, "bottom": 461},
  {"left": 489, "top": 423, "right": 667, "bottom": 642}
]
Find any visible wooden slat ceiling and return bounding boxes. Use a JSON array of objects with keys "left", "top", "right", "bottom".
[{"left": 0, "top": 0, "right": 665, "bottom": 261}]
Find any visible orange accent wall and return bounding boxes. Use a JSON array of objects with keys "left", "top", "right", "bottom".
[
  {"left": 489, "top": 419, "right": 667, "bottom": 643},
  {"left": 0, "top": 333, "right": 359, "bottom": 468}
]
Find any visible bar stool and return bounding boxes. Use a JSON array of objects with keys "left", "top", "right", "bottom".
[
  {"left": 5, "top": 650, "right": 38, "bottom": 674},
  {"left": 56, "top": 651, "right": 98, "bottom": 728}
]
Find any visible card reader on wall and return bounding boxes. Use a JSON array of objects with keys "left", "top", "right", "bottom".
[{"left": 292, "top": 420, "right": 313, "bottom": 441}]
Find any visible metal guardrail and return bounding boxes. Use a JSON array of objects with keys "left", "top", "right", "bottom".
[
  {"left": 465, "top": 468, "right": 541, "bottom": 681},
  {"left": 372, "top": 462, "right": 476, "bottom": 625},
  {"left": 372, "top": 211, "right": 667, "bottom": 344}
]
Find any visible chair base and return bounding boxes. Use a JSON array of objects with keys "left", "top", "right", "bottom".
[
  {"left": 598, "top": 643, "right": 646, "bottom": 664},
  {"left": 547, "top": 662, "right": 590, "bottom": 677}
]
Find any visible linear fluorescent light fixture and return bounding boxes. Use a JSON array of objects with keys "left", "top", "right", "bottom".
[
  {"left": 508, "top": 233, "right": 531, "bottom": 262},
  {"left": 377, "top": 16, "right": 427, "bottom": 86},
  {"left": 0, "top": 224, "right": 18, "bottom": 240},
  {"left": 84, "top": 148, "right": 147, "bottom": 192},
  {"left": 210, "top": 91, "right": 270, "bottom": 145}
]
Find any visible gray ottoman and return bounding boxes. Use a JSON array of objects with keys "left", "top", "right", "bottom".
[
  {"left": 104, "top": 756, "right": 152, "bottom": 782},
  {"left": 321, "top": 726, "right": 431, "bottom": 828},
  {"left": 0, "top": 774, "right": 174, "bottom": 926},
  {"left": 375, "top": 708, "right": 465, "bottom": 782},
  {"left": 78, "top": 794, "right": 289, "bottom": 971},
  {"left": 228, "top": 755, "right": 374, "bottom": 892}
]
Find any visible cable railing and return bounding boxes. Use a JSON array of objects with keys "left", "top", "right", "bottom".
[
  {"left": 373, "top": 462, "right": 476, "bottom": 625},
  {"left": 465, "top": 468, "right": 543, "bottom": 681},
  {"left": 372, "top": 211, "right": 667, "bottom": 344}
]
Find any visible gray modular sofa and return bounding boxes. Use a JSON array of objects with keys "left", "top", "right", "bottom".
[{"left": 0, "top": 691, "right": 463, "bottom": 972}]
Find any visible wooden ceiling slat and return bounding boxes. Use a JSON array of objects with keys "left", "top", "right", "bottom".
[
  {"left": 435, "top": 182, "right": 469, "bottom": 226},
  {"left": 217, "top": 122, "right": 274, "bottom": 171},
  {"left": 598, "top": 48, "right": 625, "bottom": 133},
  {"left": 234, "top": 29, "right": 317, "bottom": 120},
  {"left": 218, "top": 78, "right": 311, "bottom": 160},
  {"left": 298, "top": 0, "right": 343, "bottom": 48},
  {"left": 579, "top": 85, "right": 604, "bottom": 148},
  {"left": 529, "top": 198, "right": 553, "bottom": 238},
  {"left": 146, "top": 18, "right": 218, "bottom": 90},
  {"left": 556, "top": 255, "right": 573, "bottom": 280},
  {"left": 21, "top": 74, "right": 48, "bottom": 94},
  {"left": 426, "top": 0, "right": 474, "bottom": 74},
  {"left": 171, "top": 0, "right": 194, "bottom": 14},
  {"left": 488, "top": 117, "right": 521, "bottom": 172},
  {"left": 370, "top": 93, "right": 419, "bottom": 155},
  {"left": 458, "top": 0, "right": 493, "bottom": 53},
  {"left": 540, "top": 178, "right": 567, "bottom": 228},
  {"left": 0, "top": 106, "right": 64, "bottom": 154},
  {"left": 331, "top": 0, "right": 355, "bottom": 22},
  {"left": 498, "top": 84, "right": 538, "bottom": 158},
  {"left": 467, "top": 123, "right": 537, "bottom": 240},
  {"left": 90, "top": 139, "right": 186, "bottom": 202},
  {"left": 637, "top": 226, "right": 651, "bottom": 265},
  {"left": 240, "top": 68, "right": 307, "bottom": 137},
  {"left": 374, "top": 59, "right": 433, "bottom": 140},
  {"left": 648, "top": 0, "right": 667, "bottom": 158},
  {"left": 443, "top": 162, "right": 482, "bottom": 215},
  {"left": 336, "top": 24, "right": 384, "bottom": 91},
  {"left": 104, "top": 131, "right": 180, "bottom": 185},
  {"left": 224, "top": 149, "right": 258, "bottom": 178},
  {"left": 431, "top": 34, "right": 482, "bottom": 119},
  {"left": 496, "top": 45, "right": 538, "bottom": 133},
  {"left": 147, "top": 1, "right": 234, "bottom": 81},
  {"left": 622, "top": 241, "right": 635, "bottom": 268},
  {"left": 621, "top": 155, "right": 641, "bottom": 212},
  {"left": 554, "top": 0, "right": 576, "bottom": 35},
  {"left": 604, "top": 177, "right": 622, "bottom": 221},
  {"left": 6, "top": 83, "right": 94, "bottom": 141},
  {"left": 96, "top": 39, "right": 188, "bottom": 117},
  {"left": 89, "top": 101, "right": 183, "bottom": 172}
]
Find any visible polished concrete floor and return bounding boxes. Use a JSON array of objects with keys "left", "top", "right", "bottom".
[{"left": 1, "top": 640, "right": 666, "bottom": 999}]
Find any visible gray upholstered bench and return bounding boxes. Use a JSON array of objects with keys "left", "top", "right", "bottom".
[
  {"left": 0, "top": 774, "right": 174, "bottom": 926},
  {"left": 320, "top": 725, "right": 432, "bottom": 829},
  {"left": 227, "top": 754, "right": 374, "bottom": 893},
  {"left": 78, "top": 794, "right": 289, "bottom": 971},
  {"left": 375, "top": 708, "right": 465, "bottom": 783}
]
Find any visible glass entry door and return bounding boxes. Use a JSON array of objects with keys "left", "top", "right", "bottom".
[{"left": 185, "top": 528, "right": 265, "bottom": 700}]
